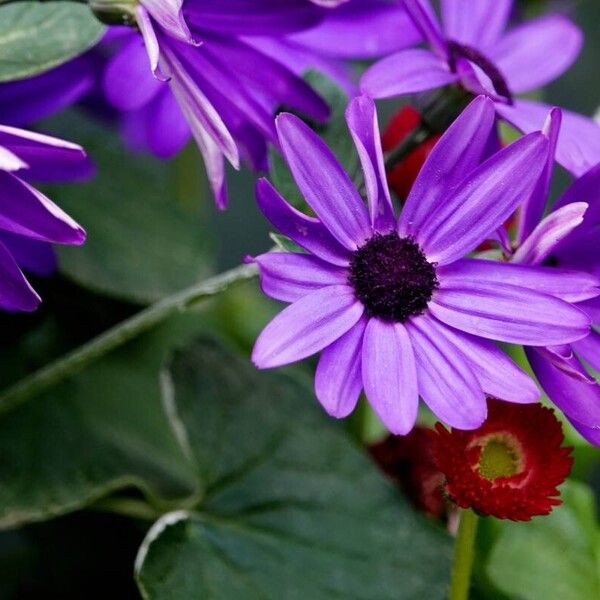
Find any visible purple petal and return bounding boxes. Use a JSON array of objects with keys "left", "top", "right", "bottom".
[
  {"left": 407, "top": 314, "right": 486, "bottom": 430},
  {"left": 0, "top": 57, "right": 94, "bottom": 127},
  {"left": 496, "top": 99, "right": 600, "bottom": 176},
  {"left": 162, "top": 42, "right": 239, "bottom": 166},
  {"left": 288, "top": 0, "right": 422, "bottom": 59},
  {"left": 256, "top": 178, "right": 351, "bottom": 267},
  {"left": 185, "top": 0, "right": 323, "bottom": 35},
  {"left": 513, "top": 202, "right": 588, "bottom": 266},
  {"left": 431, "top": 280, "right": 590, "bottom": 345},
  {"left": 315, "top": 316, "right": 367, "bottom": 418},
  {"left": 199, "top": 34, "right": 329, "bottom": 123},
  {"left": 252, "top": 284, "right": 364, "bottom": 368},
  {"left": 438, "top": 258, "right": 600, "bottom": 304},
  {"left": 399, "top": 95, "right": 496, "bottom": 239},
  {"left": 192, "top": 125, "right": 228, "bottom": 210},
  {"left": 569, "top": 416, "right": 600, "bottom": 447},
  {"left": 360, "top": 48, "right": 456, "bottom": 99},
  {"left": 578, "top": 297, "right": 600, "bottom": 323},
  {"left": 527, "top": 347, "right": 600, "bottom": 428},
  {"left": 0, "top": 125, "right": 92, "bottom": 183},
  {"left": 173, "top": 39, "right": 277, "bottom": 148},
  {"left": 255, "top": 252, "right": 347, "bottom": 303},
  {"left": 136, "top": 7, "right": 161, "bottom": 75},
  {"left": 434, "top": 319, "right": 540, "bottom": 404},
  {"left": 0, "top": 231, "right": 56, "bottom": 277},
  {"left": 246, "top": 36, "right": 357, "bottom": 98},
  {"left": 490, "top": 15, "right": 582, "bottom": 94},
  {"left": 276, "top": 113, "right": 372, "bottom": 250},
  {"left": 417, "top": 132, "right": 548, "bottom": 265},
  {"left": 145, "top": 90, "right": 192, "bottom": 158},
  {"left": 0, "top": 171, "right": 85, "bottom": 245},
  {"left": 402, "top": 0, "right": 448, "bottom": 57},
  {"left": 572, "top": 330, "right": 600, "bottom": 374},
  {"left": 440, "top": 0, "right": 511, "bottom": 49},
  {"left": 345, "top": 96, "right": 395, "bottom": 231},
  {"left": 534, "top": 344, "right": 595, "bottom": 384},
  {"left": 0, "top": 240, "right": 40, "bottom": 312},
  {"left": 103, "top": 35, "right": 163, "bottom": 111},
  {"left": 554, "top": 162, "right": 600, "bottom": 217},
  {"left": 0, "top": 147, "right": 27, "bottom": 172},
  {"left": 361, "top": 318, "right": 418, "bottom": 435},
  {"left": 517, "top": 108, "right": 561, "bottom": 244},
  {"left": 141, "top": 0, "right": 198, "bottom": 45}
]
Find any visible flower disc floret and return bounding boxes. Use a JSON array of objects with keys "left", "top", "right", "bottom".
[{"left": 349, "top": 232, "right": 438, "bottom": 322}]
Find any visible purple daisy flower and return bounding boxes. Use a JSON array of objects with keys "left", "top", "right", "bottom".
[
  {"left": 361, "top": 0, "right": 600, "bottom": 177},
  {"left": 103, "top": 0, "right": 420, "bottom": 207},
  {"left": 251, "top": 94, "right": 592, "bottom": 435},
  {"left": 0, "top": 125, "right": 90, "bottom": 311},
  {"left": 103, "top": 0, "right": 334, "bottom": 209},
  {"left": 499, "top": 109, "right": 600, "bottom": 446}
]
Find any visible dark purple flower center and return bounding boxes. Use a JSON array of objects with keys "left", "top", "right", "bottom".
[
  {"left": 349, "top": 232, "right": 438, "bottom": 322},
  {"left": 447, "top": 40, "right": 513, "bottom": 104}
]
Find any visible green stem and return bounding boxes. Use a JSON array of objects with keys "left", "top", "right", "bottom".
[
  {"left": 0, "top": 262, "right": 257, "bottom": 414},
  {"left": 449, "top": 509, "right": 479, "bottom": 600}
]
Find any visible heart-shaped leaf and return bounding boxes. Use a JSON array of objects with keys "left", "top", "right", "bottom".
[{"left": 135, "top": 338, "right": 451, "bottom": 599}]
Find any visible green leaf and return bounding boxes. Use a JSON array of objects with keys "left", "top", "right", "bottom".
[
  {"left": 0, "top": 313, "right": 209, "bottom": 529},
  {"left": 0, "top": 2, "right": 104, "bottom": 82},
  {"left": 486, "top": 480, "right": 600, "bottom": 600},
  {"left": 135, "top": 338, "right": 451, "bottom": 599},
  {"left": 43, "top": 110, "right": 214, "bottom": 304},
  {"left": 269, "top": 70, "right": 359, "bottom": 208}
]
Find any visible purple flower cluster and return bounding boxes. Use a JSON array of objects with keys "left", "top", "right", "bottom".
[{"left": 3, "top": 0, "right": 600, "bottom": 447}]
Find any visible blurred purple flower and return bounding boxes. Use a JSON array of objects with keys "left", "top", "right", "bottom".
[
  {"left": 361, "top": 0, "right": 600, "bottom": 176},
  {"left": 250, "top": 95, "right": 592, "bottom": 435},
  {"left": 0, "top": 126, "right": 91, "bottom": 311},
  {"left": 103, "top": 0, "right": 420, "bottom": 208},
  {"left": 103, "top": 0, "right": 332, "bottom": 208},
  {"left": 505, "top": 109, "right": 600, "bottom": 446}
]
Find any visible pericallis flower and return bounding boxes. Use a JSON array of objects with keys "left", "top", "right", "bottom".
[
  {"left": 432, "top": 400, "right": 573, "bottom": 521},
  {"left": 0, "top": 125, "right": 90, "bottom": 311},
  {"left": 501, "top": 108, "right": 600, "bottom": 446},
  {"left": 103, "top": 0, "right": 419, "bottom": 207},
  {"left": 251, "top": 94, "right": 593, "bottom": 435},
  {"left": 361, "top": 0, "right": 600, "bottom": 177}
]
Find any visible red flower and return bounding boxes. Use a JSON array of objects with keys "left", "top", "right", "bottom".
[
  {"left": 431, "top": 400, "right": 573, "bottom": 521},
  {"left": 369, "top": 427, "right": 447, "bottom": 519},
  {"left": 381, "top": 106, "right": 441, "bottom": 200}
]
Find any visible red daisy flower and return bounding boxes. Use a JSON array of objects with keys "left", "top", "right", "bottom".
[{"left": 431, "top": 400, "right": 573, "bottom": 521}]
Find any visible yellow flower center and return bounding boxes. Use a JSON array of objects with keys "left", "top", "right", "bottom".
[{"left": 476, "top": 433, "right": 524, "bottom": 480}]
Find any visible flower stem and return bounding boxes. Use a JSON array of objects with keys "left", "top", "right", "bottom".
[
  {"left": 0, "top": 262, "right": 257, "bottom": 415},
  {"left": 449, "top": 508, "right": 479, "bottom": 600}
]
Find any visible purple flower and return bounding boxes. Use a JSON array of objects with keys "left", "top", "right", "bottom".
[
  {"left": 0, "top": 125, "right": 90, "bottom": 311},
  {"left": 251, "top": 95, "right": 592, "bottom": 435},
  {"left": 361, "top": 0, "right": 600, "bottom": 176},
  {"left": 103, "top": 0, "right": 420, "bottom": 207},
  {"left": 501, "top": 109, "right": 600, "bottom": 446},
  {"left": 103, "top": 0, "right": 334, "bottom": 209}
]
